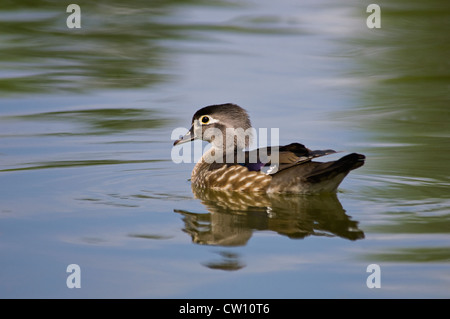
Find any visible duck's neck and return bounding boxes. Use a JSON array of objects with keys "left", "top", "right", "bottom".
[
  {"left": 209, "top": 128, "right": 253, "bottom": 154},
  {"left": 199, "top": 145, "right": 243, "bottom": 165}
]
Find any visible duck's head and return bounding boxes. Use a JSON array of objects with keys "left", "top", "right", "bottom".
[{"left": 174, "top": 103, "right": 253, "bottom": 150}]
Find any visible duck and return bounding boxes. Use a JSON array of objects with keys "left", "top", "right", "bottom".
[{"left": 173, "top": 103, "right": 365, "bottom": 194}]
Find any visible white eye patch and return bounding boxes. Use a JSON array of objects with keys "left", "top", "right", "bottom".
[{"left": 195, "top": 115, "right": 219, "bottom": 127}]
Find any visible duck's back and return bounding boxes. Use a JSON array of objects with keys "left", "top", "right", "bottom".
[{"left": 191, "top": 148, "right": 364, "bottom": 194}]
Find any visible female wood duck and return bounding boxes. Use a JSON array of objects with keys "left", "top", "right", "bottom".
[{"left": 173, "top": 103, "right": 365, "bottom": 194}]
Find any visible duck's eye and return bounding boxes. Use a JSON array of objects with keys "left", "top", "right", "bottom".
[{"left": 200, "top": 115, "right": 210, "bottom": 124}]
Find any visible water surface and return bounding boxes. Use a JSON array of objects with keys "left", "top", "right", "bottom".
[{"left": 0, "top": 0, "right": 449, "bottom": 298}]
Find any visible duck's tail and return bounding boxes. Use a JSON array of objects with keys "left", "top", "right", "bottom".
[
  {"left": 268, "top": 153, "right": 365, "bottom": 194},
  {"left": 305, "top": 153, "right": 366, "bottom": 183}
]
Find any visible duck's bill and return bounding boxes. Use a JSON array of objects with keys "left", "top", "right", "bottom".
[{"left": 173, "top": 126, "right": 195, "bottom": 146}]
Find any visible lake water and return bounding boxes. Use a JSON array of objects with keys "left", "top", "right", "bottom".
[{"left": 0, "top": 0, "right": 449, "bottom": 298}]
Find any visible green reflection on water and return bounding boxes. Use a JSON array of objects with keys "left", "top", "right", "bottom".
[
  {"left": 14, "top": 108, "right": 168, "bottom": 134},
  {"left": 0, "top": 106, "right": 170, "bottom": 172},
  {"left": 346, "top": 0, "right": 450, "bottom": 183},
  {"left": 0, "top": 159, "right": 165, "bottom": 173},
  {"left": 0, "top": 0, "right": 299, "bottom": 95},
  {"left": 0, "top": 1, "right": 189, "bottom": 94},
  {"left": 363, "top": 247, "right": 450, "bottom": 263},
  {"left": 345, "top": 1, "right": 450, "bottom": 263}
]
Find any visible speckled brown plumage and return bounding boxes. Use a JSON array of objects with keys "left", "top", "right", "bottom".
[{"left": 191, "top": 149, "right": 272, "bottom": 192}]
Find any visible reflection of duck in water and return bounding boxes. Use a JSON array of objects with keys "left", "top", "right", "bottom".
[{"left": 174, "top": 185, "right": 364, "bottom": 246}]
